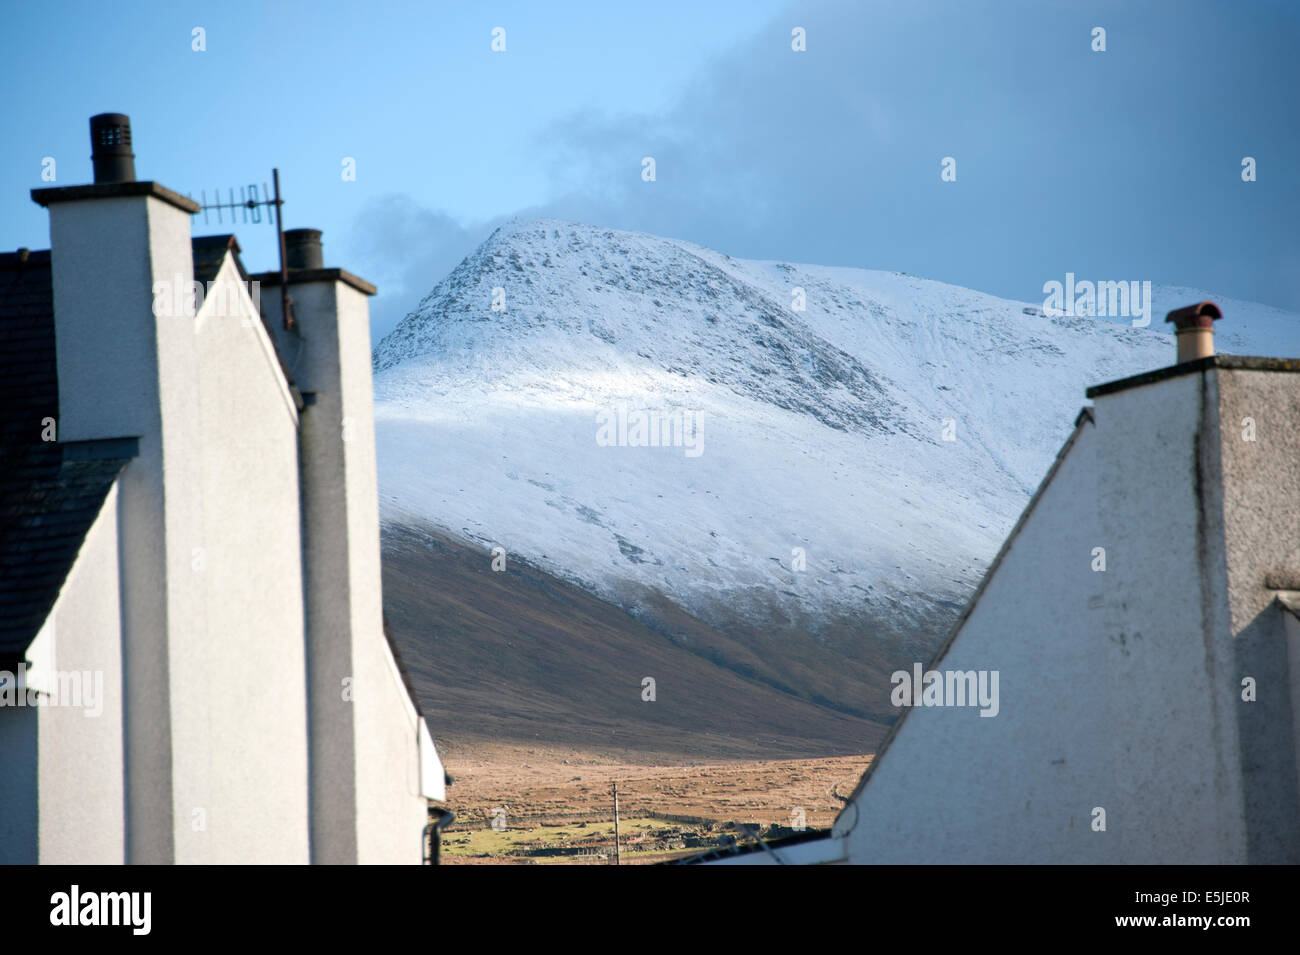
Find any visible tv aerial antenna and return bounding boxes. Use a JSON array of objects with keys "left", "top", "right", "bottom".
[{"left": 188, "top": 169, "right": 297, "bottom": 331}]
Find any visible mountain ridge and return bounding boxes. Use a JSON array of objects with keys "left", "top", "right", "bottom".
[{"left": 373, "top": 218, "right": 1299, "bottom": 732}]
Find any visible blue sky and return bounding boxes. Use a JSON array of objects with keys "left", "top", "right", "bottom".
[{"left": 2, "top": 0, "right": 1297, "bottom": 341}]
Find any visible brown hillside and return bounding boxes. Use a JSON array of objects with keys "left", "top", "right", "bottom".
[{"left": 381, "top": 520, "right": 892, "bottom": 760}]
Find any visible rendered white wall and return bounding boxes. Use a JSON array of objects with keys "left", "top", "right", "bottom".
[
  {"left": 1214, "top": 370, "right": 1300, "bottom": 862},
  {"left": 47, "top": 193, "right": 202, "bottom": 863},
  {"left": 268, "top": 278, "right": 428, "bottom": 864},
  {"left": 36, "top": 482, "right": 125, "bottom": 863},
  {"left": 419, "top": 718, "right": 446, "bottom": 803},
  {"left": 335, "top": 281, "right": 427, "bottom": 864},
  {"left": 837, "top": 419, "right": 1112, "bottom": 863},
  {"left": 836, "top": 367, "right": 1299, "bottom": 863},
  {"left": 1092, "top": 373, "right": 1243, "bottom": 862},
  {"left": 172, "top": 253, "right": 310, "bottom": 863},
  {"left": 46, "top": 194, "right": 314, "bottom": 863},
  {"left": 41, "top": 188, "right": 426, "bottom": 864}
]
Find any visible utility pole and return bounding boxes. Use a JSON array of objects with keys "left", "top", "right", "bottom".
[{"left": 613, "top": 782, "right": 621, "bottom": 866}]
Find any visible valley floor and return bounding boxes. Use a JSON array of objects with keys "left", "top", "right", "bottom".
[
  {"left": 435, "top": 740, "right": 872, "bottom": 865},
  {"left": 383, "top": 521, "right": 885, "bottom": 863}
]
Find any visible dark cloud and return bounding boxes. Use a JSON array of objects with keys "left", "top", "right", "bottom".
[
  {"left": 343, "top": 196, "right": 491, "bottom": 342},
  {"left": 351, "top": 0, "right": 1300, "bottom": 340}
]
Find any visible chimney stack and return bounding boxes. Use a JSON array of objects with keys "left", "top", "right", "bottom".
[
  {"left": 34, "top": 113, "right": 204, "bottom": 862},
  {"left": 1165, "top": 301, "right": 1222, "bottom": 364},
  {"left": 285, "top": 229, "right": 324, "bottom": 270},
  {"left": 89, "top": 113, "right": 136, "bottom": 184},
  {"left": 255, "top": 242, "right": 383, "bottom": 862}
]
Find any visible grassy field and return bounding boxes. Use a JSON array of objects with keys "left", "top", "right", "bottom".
[
  {"left": 444, "top": 817, "right": 707, "bottom": 864},
  {"left": 435, "top": 741, "right": 872, "bottom": 865}
]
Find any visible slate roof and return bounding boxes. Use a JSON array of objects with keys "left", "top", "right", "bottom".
[
  {"left": 192, "top": 233, "right": 243, "bottom": 285},
  {"left": 0, "top": 448, "right": 130, "bottom": 664},
  {"left": 0, "top": 250, "right": 133, "bottom": 664}
]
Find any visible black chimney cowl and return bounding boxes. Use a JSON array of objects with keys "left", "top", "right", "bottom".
[
  {"left": 284, "top": 229, "right": 324, "bottom": 270},
  {"left": 90, "top": 113, "right": 136, "bottom": 184}
]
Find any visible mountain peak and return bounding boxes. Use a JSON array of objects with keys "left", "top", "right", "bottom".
[{"left": 372, "top": 223, "right": 1299, "bottom": 686}]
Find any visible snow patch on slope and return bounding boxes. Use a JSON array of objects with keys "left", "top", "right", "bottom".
[{"left": 373, "top": 219, "right": 1298, "bottom": 642}]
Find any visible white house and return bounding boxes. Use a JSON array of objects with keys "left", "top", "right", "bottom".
[
  {"left": 687, "top": 303, "right": 1300, "bottom": 865},
  {"left": 0, "top": 113, "right": 444, "bottom": 864}
]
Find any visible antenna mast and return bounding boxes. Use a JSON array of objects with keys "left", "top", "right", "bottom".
[
  {"left": 272, "top": 169, "right": 295, "bottom": 331},
  {"left": 190, "top": 169, "right": 296, "bottom": 330}
]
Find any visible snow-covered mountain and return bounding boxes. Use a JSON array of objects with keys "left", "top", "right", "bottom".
[{"left": 372, "top": 219, "right": 1299, "bottom": 672}]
